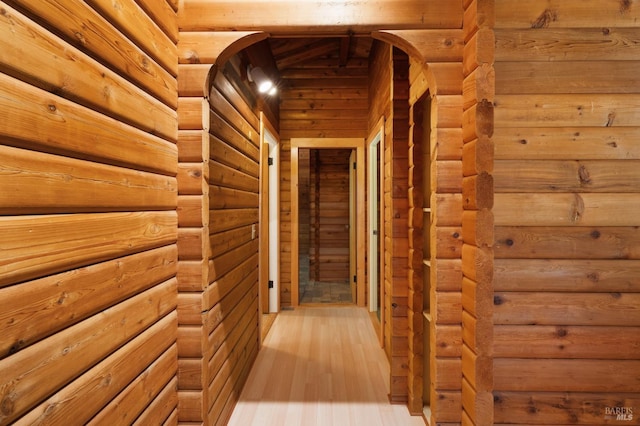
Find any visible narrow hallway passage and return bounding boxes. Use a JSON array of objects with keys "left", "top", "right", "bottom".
[{"left": 228, "top": 307, "right": 424, "bottom": 426}]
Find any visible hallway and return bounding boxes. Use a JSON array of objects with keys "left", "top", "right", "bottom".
[{"left": 228, "top": 306, "right": 425, "bottom": 426}]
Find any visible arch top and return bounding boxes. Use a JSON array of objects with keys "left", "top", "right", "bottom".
[
  {"left": 189, "top": 29, "right": 465, "bottom": 98},
  {"left": 179, "top": 31, "right": 269, "bottom": 97},
  {"left": 371, "top": 29, "right": 464, "bottom": 64},
  {"left": 371, "top": 29, "right": 465, "bottom": 96}
]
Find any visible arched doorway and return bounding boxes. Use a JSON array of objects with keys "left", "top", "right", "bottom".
[{"left": 175, "top": 3, "right": 492, "bottom": 421}]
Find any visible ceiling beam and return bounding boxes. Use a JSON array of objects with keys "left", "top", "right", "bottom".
[{"left": 339, "top": 34, "right": 351, "bottom": 67}]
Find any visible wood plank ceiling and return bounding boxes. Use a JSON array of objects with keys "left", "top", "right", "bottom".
[{"left": 245, "top": 36, "right": 374, "bottom": 138}]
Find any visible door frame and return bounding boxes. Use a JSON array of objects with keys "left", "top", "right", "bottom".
[
  {"left": 259, "top": 113, "right": 280, "bottom": 316},
  {"left": 349, "top": 150, "right": 357, "bottom": 304},
  {"left": 367, "top": 118, "right": 385, "bottom": 345},
  {"left": 291, "top": 138, "right": 365, "bottom": 307}
]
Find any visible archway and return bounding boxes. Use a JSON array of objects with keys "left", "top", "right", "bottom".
[{"left": 175, "top": 10, "right": 491, "bottom": 422}]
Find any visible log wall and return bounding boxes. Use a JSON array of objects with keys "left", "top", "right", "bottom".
[
  {"left": 8, "top": 1, "right": 636, "bottom": 423},
  {"left": 461, "top": 0, "right": 495, "bottom": 425},
  {"left": 177, "top": 48, "right": 261, "bottom": 426},
  {"left": 402, "top": 29, "right": 466, "bottom": 424},
  {"left": 369, "top": 23, "right": 468, "bottom": 417},
  {"left": 492, "top": 1, "right": 640, "bottom": 424},
  {"left": 407, "top": 57, "right": 467, "bottom": 423},
  {"left": 0, "top": 0, "right": 179, "bottom": 424}
]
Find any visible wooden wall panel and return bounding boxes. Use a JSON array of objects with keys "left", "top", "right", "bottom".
[
  {"left": 279, "top": 80, "right": 369, "bottom": 139},
  {"left": 0, "top": 3, "right": 175, "bottom": 140},
  {"left": 0, "top": 0, "right": 179, "bottom": 422},
  {"left": 177, "top": 41, "right": 260, "bottom": 421},
  {"left": 493, "top": 1, "right": 640, "bottom": 424},
  {"left": 180, "top": 0, "right": 463, "bottom": 33},
  {"left": 307, "top": 149, "right": 351, "bottom": 283}
]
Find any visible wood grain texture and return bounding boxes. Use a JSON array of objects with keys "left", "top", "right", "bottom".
[
  {"left": 494, "top": 226, "right": 640, "bottom": 259},
  {"left": 0, "top": 72, "right": 177, "bottom": 176},
  {"left": 494, "top": 160, "right": 640, "bottom": 192},
  {"left": 494, "top": 325, "right": 640, "bottom": 359},
  {"left": 493, "top": 127, "right": 640, "bottom": 160},
  {"left": 0, "top": 246, "right": 176, "bottom": 358},
  {"left": 0, "top": 145, "right": 176, "bottom": 214},
  {"left": 16, "top": 313, "right": 178, "bottom": 425},
  {"left": 0, "top": 3, "right": 176, "bottom": 141},
  {"left": 494, "top": 391, "right": 640, "bottom": 425},
  {"left": 494, "top": 258, "right": 640, "bottom": 292},
  {"left": 1, "top": 0, "right": 179, "bottom": 423},
  {"left": 494, "top": 193, "right": 640, "bottom": 226},
  {"left": 494, "top": 358, "right": 640, "bottom": 392},
  {"left": 0, "top": 282, "right": 176, "bottom": 424},
  {"left": 227, "top": 306, "right": 425, "bottom": 426},
  {"left": 495, "top": 28, "right": 640, "bottom": 61},
  {"left": 0, "top": 211, "right": 177, "bottom": 288},
  {"left": 7, "top": 0, "right": 177, "bottom": 107},
  {"left": 493, "top": 292, "right": 640, "bottom": 326},
  {"left": 86, "top": 0, "right": 177, "bottom": 74},
  {"left": 494, "top": 94, "right": 640, "bottom": 128},
  {"left": 180, "top": 0, "right": 463, "bottom": 32},
  {"left": 494, "top": 0, "right": 640, "bottom": 29},
  {"left": 495, "top": 61, "right": 640, "bottom": 94}
]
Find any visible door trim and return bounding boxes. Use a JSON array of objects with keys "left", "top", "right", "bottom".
[
  {"left": 367, "top": 117, "right": 385, "bottom": 346},
  {"left": 259, "top": 113, "right": 280, "bottom": 316}
]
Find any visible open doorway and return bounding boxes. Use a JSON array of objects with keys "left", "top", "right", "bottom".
[
  {"left": 297, "top": 148, "right": 353, "bottom": 304},
  {"left": 290, "top": 138, "right": 365, "bottom": 307},
  {"left": 367, "top": 126, "right": 384, "bottom": 320},
  {"left": 259, "top": 114, "right": 280, "bottom": 340}
]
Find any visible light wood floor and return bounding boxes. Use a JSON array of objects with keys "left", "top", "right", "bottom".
[{"left": 228, "top": 306, "right": 426, "bottom": 426}]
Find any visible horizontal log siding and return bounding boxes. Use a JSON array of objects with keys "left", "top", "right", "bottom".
[
  {"left": 179, "top": 0, "right": 463, "bottom": 33},
  {"left": 176, "top": 28, "right": 260, "bottom": 421},
  {"left": 308, "top": 149, "right": 352, "bottom": 284},
  {"left": 493, "top": 1, "right": 640, "bottom": 424},
  {"left": 206, "top": 70, "right": 260, "bottom": 425},
  {"left": 0, "top": 0, "right": 178, "bottom": 424}
]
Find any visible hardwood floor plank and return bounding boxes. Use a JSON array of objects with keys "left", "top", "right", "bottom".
[{"left": 228, "top": 306, "right": 425, "bottom": 425}]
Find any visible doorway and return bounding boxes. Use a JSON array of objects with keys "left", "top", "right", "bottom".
[
  {"left": 259, "top": 114, "right": 280, "bottom": 339},
  {"left": 290, "top": 138, "right": 365, "bottom": 307},
  {"left": 298, "top": 148, "right": 353, "bottom": 304},
  {"left": 367, "top": 120, "right": 385, "bottom": 345}
]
